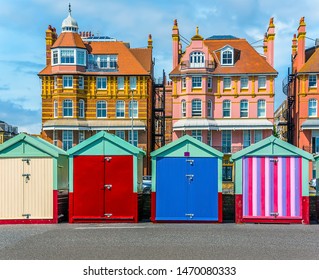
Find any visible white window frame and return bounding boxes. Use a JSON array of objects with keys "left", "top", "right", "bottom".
[
  {"left": 96, "top": 100, "right": 107, "bottom": 118},
  {"left": 207, "top": 100, "right": 212, "bottom": 117},
  {"left": 78, "top": 131, "right": 85, "bottom": 144},
  {"left": 96, "top": 77, "right": 107, "bottom": 89},
  {"left": 116, "top": 100, "right": 125, "bottom": 118},
  {"left": 78, "top": 76, "right": 84, "bottom": 89},
  {"left": 128, "top": 130, "right": 138, "bottom": 147},
  {"left": 130, "top": 76, "right": 137, "bottom": 90},
  {"left": 118, "top": 77, "right": 124, "bottom": 90},
  {"left": 240, "top": 77, "right": 248, "bottom": 90},
  {"left": 63, "top": 99, "right": 73, "bottom": 117},
  {"left": 181, "top": 99, "right": 186, "bottom": 118},
  {"left": 222, "top": 131, "right": 232, "bottom": 153},
  {"left": 129, "top": 100, "right": 138, "bottom": 118},
  {"left": 192, "top": 76, "right": 202, "bottom": 88},
  {"left": 221, "top": 47, "right": 233, "bottom": 65},
  {"left": 309, "top": 75, "right": 317, "bottom": 88},
  {"left": 63, "top": 75, "right": 73, "bottom": 88},
  {"left": 115, "top": 131, "right": 125, "bottom": 140},
  {"left": 223, "top": 77, "right": 231, "bottom": 90},
  {"left": 258, "top": 76, "right": 266, "bottom": 89},
  {"left": 191, "top": 130, "right": 202, "bottom": 142},
  {"left": 207, "top": 77, "right": 212, "bottom": 88},
  {"left": 53, "top": 130, "right": 58, "bottom": 146},
  {"left": 243, "top": 130, "right": 251, "bottom": 148},
  {"left": 78, "top": 99, "right": 85, "bottom": 118},
  {"left": 54, "top": 76, "right": 58, "bottom": 89},
  {"left": 240, "top": 100, "right": 249, "bottom": 118},
  {"left": 223, "top": 100, "right": 231, "bottom": 118},
  {"left": 53, "top": 100, "right": 58, "bottom": 118},
  {"left": 182, "top": 77, "right": 186, "bottom": 89},
  {"left": 309, "top": 99, "right": 317, "bottom": 117},
  {"left": 190, "top": 51, "right": 205, "bottom": 68},
  {"left": 52, "top": 50, "right": 59, "bottom": 65},
  {"left": 62, "top": 130, "right": 73, "bottom": 151},
  {"left": 257, "top": 99, "right": 266, "bottom": 118},
  {"left": 76, "top": 50, "right": 86, "bottom": 66},
  {"left": 60, "top": 49, "right": 75, "bottom": 64},
  {"left": 207, "top": 130, "right": 212, "bottom": 146},
  {"left": 192, "top": 99, "right": 202, "bottom": 117}
]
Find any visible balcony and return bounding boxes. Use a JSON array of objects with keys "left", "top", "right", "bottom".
[
  {"left": 212, "top": 145, "right": 246, "bottom": 154},
  {"left": 180, "top": 60, "right": 214, "bottom": 72},
  {"left": 86, "top": 62, "right": 118, "bottom": 73}
]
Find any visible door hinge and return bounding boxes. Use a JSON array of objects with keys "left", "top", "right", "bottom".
[
  {"left": 22, "top": 173, "right": 31, "bottom": 183},
  {"left": 185, "top": 213, "right": 194, "bottom": 219},
  {"left": 186, "top": 159, "right": 194, "bottom": 165},
  {"left": 104, "top": 184, "right": 112, "bottom": 190},
  {"left": 22, "top": 214, "right": 31, "bottom": 219},
  {"left": 104, "top": 157, "right": 112, "bottom": 162},
  {"left": 104, "top": 213, "right": 112, "bottom": 218},
  {"left": 22, "top": 158, "right": 31, "bottom": 164}
]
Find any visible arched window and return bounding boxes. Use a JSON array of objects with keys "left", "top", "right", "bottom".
[
  {"left": 96, "top": 101, "right": 107, "bottom": 118},
  {"left": 309, "top": 99, "right": 317, "bottom": 117},
  {"left": 207, "top": 100, "right": 212, "bottom": 117},
  {"left": 192, "top": 99, "right": 202, "bottom": 117},
  {"left": 78, "top": 99, "right": 85, "bottom": 118},
  {"left": 223, "top": 100, "right": 231, "bottom": 117},
  {"left": 181, "top": 99, "right": 186, "bottom": 118},
  {"left": 257, "top": 99, "right": 266, "bottom": 117},
  {"left": 190, "top": 52, "right": 205, "bottom": 67},
  {"left": 63, "top": 99, "right": 73, "bottom": 117},
  {"left": 240, "top": 100, "right": 248, "bottom": 118},
  {"left": 221, "top": 47, "right": 233, "bottom": 65}
]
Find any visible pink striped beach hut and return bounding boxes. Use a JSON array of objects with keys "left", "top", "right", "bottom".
[{"left": 231, "top": 136, "right": 313, "bottom": 224}]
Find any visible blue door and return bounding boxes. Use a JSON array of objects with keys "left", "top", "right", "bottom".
[{"left": 156, "top": 157, "right": 218, "bottom": 221}]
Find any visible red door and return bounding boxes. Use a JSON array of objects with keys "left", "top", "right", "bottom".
[
  {"left": 73, "top": 155, "right": 135, "bottom": 222},
  {"left": 104, "top": 155, "right": 134, "bottom": 220}
]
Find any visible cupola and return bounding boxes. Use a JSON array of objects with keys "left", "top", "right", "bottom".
[{"left": 61, "top": 4, "right": 78, "bottom": 33}]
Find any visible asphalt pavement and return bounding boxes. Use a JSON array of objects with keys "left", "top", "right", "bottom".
[{"left": 0, "top": 223, "right": 318, "bottom": 260}]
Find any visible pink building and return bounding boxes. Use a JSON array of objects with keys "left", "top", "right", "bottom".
[{"left": 169, "top": 19, "right": 277, "bottom": 183}]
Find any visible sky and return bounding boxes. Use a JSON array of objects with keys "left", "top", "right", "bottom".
[{"left": 0, "top": 0, "right": 319, "bottom": 134}]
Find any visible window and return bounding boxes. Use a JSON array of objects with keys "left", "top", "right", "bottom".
[
  {"left": 78, "top": 131, "right": 85, "bottom": 143},
  {"left": 116, "top": 131, "right": 125, "bottom": 140},
  {"left": 192, "top": 130, "right": 202, "bottom": 142},
  {"left": 118, "top": 77, "right": 124, "bottom": 90},
  {"left": 223, "top": 100, "right": 231, "bottom": 117},
  {"left": 52, "top": 50, "right": 58, "bottom": 65},
  {"left": 128, "top": 130, "right": 138, "bottom": 147},
  {"left": 95, "top": 55, "right": 117, "bottom": 69},
  {"left": 207, "top": 77, "right": 212, "bottom": 88},
  {"left": 54, "top": 76, "right": 58, "bottom": 89},
  {"left": 130, "top": 76, "right": 137, "bottom": 90},
  {"left": 257, "top": 99, "right": 266, "bottom": 117},
  {"left": 221, "top": 47, "right": 233, "bottom": 65},
  {"left": 240, "top": 77, "right": 248, "bottom": 89},
  {"left": 222, "top": 131, "right": 232, "bottom": 153},
  {"left": 309, "top": 99, "right": 317, "bottom": 117},
  {"left": 116, "top": 100, "right": 125, "bottom": 118},
  {"left": 181, "top": 99, "right": 186, "bottom": 118},
  {"left": 207, "top": 130, "right": 212, "bottom": 146},
  {"left": 222, "top": 166, "right": 232, "bottom": 181},
  {"left": 78, "top": 99, "right": 85, "bottom": 118},
  {"left": 78, "top": 76, "right": 84, "bottom": 89},
  {"left": 207, "top": 100, "right": 212, "bottom": 117},
  {"left": 96, "top": 101, "right": 107, "bottom": 118},
  {"left": 182, "top": 77, "right": 186, "bottom": 89},
  {"left": 258, "top": 76, "right": 266, "bottom": 89},
  {"left": 309, "top": 75, "right": 317, "bottom": 88},
  {"left": 62, "top": 131, "right": 73, "bottom": 151},
  {"left": 53, "top": 130, "right": 58, "bottom": 147},
  {"left": 63, "top": 76, "right": 73, "bottom": 88},
  {"left": 60, "top": 49, "right": 75, "bottom": 64},
  {"left": 192, "top": 76, "right": 202, "bottom": 88},
  {"left": 240, "top": 100, "right": 248, "bottom": 118},
  {"left": 192, "top": 99, "right": 202, "bottom": 117},
  {"left": 53, "top": 100, "right": 58, "bottom": 118},
  {"left": 76, "top": 50, "right": 85, "bottom": 65},
  {"left": 190, "top": 52, "right": 205, "bottom": 67},
  {"left": 254, "top": 130, "right": 263, "bottom": 143},
  {"left": 223, "top": 77, "right": 231, "bottom": 90},
  {"left": 129, "top": 100, "right": 138, "bottom": 118},
  {"left": 63, "top": 99, "right": 73, "bottom": 117},
  {"left": 243, "top": 130, "right": 251, "bottom": 148},
  {"left": 96, "top": 77, "right": 107, "bottom": 89}
]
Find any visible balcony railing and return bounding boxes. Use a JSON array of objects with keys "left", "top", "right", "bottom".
[
  {"left": 86, "top": 62, "right": 118, "bottom": 72},
  {"left": 212, "top": 145, "right": 246, "bottom": 154},
  {"left": 180, "top": 60, "right": 214, "bottom": 71}
]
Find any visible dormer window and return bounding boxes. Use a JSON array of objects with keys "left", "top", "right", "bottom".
[
  {"left": 221, "top": 47, "right": 233, "bottom": 65},
  {"left": 190, "top": 51, "right": 205, "bottom": 68}
]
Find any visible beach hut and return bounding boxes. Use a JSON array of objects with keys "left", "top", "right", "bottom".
[
  {"left": 150, "top": 135, "right": 223, "bottom": 222},
  {"left": 231, "top": 136, "right": 313, "bottom": 224},
  {"left": 0, "top": 133, "right": 68, "bottom": 224},
  {"left": 68, "top": 131, "right": 145, "bottom": 223}
]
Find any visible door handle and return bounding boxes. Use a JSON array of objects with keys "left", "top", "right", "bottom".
[{"left": 104, "top": 184, "right": 112, "bottom": 190}]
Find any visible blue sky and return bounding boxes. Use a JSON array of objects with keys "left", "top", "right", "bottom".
[{"left": 0, "top": 0, "right": 318, "bottom": 134}]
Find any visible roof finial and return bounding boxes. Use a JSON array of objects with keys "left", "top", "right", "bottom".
[
  {"left": 196, "top": 26, "right": 199, "bottom": 35},
  {"left": 69, "top": 3, "right": 72, "bottom": 15}
]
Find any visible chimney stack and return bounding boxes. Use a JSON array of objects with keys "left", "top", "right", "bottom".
[{"left": 172, "top": 19, "right": 180, "bottom": 69}]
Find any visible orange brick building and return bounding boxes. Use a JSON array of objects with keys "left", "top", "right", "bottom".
[{"left": 38, "top": 6, "right": 154, "bottom": 172}]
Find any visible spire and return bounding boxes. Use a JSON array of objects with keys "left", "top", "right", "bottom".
[
  {"left": 69, "top": 3, "right": 72, "bottom": 14},
  {"left": 62, "top": 3, "right": 78, "bottom": 33}
]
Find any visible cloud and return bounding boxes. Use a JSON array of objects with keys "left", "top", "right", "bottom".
[{"left": 0, "top": 85, "right": 10, "bottom": 91}]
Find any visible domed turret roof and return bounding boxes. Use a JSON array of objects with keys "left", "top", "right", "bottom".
[{"left": 62, "top": 4, "right": 78, "bottom": 33}]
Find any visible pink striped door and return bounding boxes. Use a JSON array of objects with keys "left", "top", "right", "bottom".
[{"left": 242, "top": 156, "right": 302, "bottom": 218}]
